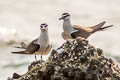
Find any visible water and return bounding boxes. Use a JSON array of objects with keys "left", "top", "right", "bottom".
[{"left": 0, "top": 0, "right": 120, "bottom": 79}]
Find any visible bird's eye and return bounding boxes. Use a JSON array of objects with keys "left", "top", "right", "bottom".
[
  {"left": 41, "top": 26, "right": 43, "bottom": 28},
  {"left": 44, "top": 25, "right": 47, "bottom": 28}
]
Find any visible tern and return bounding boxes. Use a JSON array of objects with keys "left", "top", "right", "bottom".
[
  {"left": 59, "top": 13, "right": 113, "bottom": 40},
  {"left": 12, "top": 23, "right": 52, "bottom": 61}
]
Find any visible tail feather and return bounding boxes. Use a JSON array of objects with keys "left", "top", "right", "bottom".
[
  {"left": 12, "top": 50, "right": 29, "bottom": 54},
  {"left": 91, "top": 21, "right": 106, "bottom": 32},
  {"left": 12, "top": 46, "right": 25, "bottom": 49}
]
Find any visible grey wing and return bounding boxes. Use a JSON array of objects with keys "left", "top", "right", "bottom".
[{"left": 26, "top": 38, "right": 40, "bottom": 53}]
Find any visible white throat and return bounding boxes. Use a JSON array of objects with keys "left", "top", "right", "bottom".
[{"left": 63, "top": 19, "right": 73, "bottom": 35}]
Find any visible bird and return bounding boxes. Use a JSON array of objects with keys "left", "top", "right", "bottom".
[
  {"left": 59, "top": 13, "right": 113, "bottom": 40},
  {"left": 12, "top": 23, "right": 52, "bottom": 61}
]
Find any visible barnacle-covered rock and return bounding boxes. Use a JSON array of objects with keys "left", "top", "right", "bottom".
[{"left": 8, "top": 37, "right": 120, "bottom": 80}]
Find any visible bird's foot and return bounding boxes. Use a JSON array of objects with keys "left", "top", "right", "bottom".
[{"left": 35, "top": 54, "right": 38, "bottom": 62}]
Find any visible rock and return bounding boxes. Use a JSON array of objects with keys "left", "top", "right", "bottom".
[
  {"left": 8, "top": 37, "right": 120, "bottom": 80},
  {"left": 12, "top": 73, "right": 21, "bottom": 79}
]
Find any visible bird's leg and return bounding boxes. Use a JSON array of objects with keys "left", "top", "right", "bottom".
[
  {"left": 35, "top": 53, "right": 37, "bottom": 62},
  {"left": 41, "top": 55, "right": 43, "bottom": 60}
]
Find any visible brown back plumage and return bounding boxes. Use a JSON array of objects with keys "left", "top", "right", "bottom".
[{"left": 71, "top": 21, "right": 113, "bottom": 39}]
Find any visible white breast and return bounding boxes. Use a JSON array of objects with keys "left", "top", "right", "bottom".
[
  {"left": 37, "top": 31, "right": 49, "bottom": 51},
  {"left": 63, "top": 20, "right": 74, "bottom": 37}
]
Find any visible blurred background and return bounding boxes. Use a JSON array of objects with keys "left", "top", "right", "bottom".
[{"left": 0, "top": 0, "right": 120, "bottom": 79}]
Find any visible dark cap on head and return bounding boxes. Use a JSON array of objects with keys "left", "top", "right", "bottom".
[
  {"left": 62, "top": 13, "right": 70, "bottom": 16},
  {"left": 59, "top": 13, "right": 70, "bottom": 20}
]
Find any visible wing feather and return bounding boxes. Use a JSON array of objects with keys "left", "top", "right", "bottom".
[{"left": 26, "top": 38, "right": 40, "bottom": 53}]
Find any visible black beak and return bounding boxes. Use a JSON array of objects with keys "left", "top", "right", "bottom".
[{"left": 59, "top": 17, "right": 64, "bottom": 20}]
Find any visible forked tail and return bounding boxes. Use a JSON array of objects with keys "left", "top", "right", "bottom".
[
  {"left": 98, "top": 25, "right": 113, "bottom": 31},
  {"left": 91, "top": 21, "right": 113, "bottom": 33}
]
